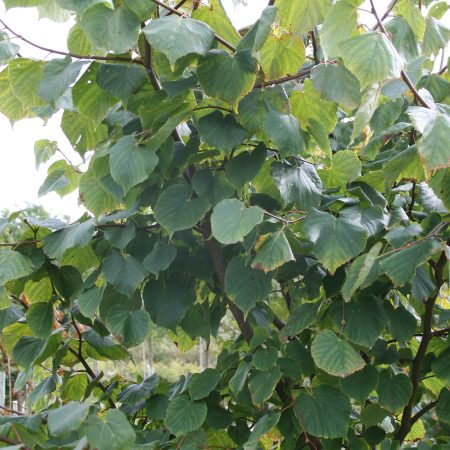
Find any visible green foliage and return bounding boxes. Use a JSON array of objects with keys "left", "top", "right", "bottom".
[{"left": 0, "top": 1, "right": 449, "bottom": 448}]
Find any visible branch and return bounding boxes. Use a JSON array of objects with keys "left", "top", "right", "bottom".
[
  {"left": 169, "top": 0, "right": 189, "bottom": 14},
  {"left": 395, "top": 250, "right": 447, "bottom": 442},
  {"left": 410, "top": 400, "right": 438, "bottom": 427},
  {"left": 0, "top": 435, "right": 30, "bottom": 449},
  {"left": 438, "top": 64, "right": 447, "bottom": 75},
  {"left": 255, "top": 65, "right": 316, "bottom": 88},
  {"left": 200, "top": 222, "right": 254, "bottom": 342},
  {"left": 369, "top": 0, "right": 432, "bottom": 109},
  {"left": 150, "top": 0, "right": 236, "bottom": 52},
  {"left": 67, "top": 339, "right": 116, "bottom": 409},
  {"left": 372, "top": 0, "right": 398, "bottom": 30},
  {"left": 0, "top": 404, "right": 24, "bottom": 415},
  {"left": 142, "top": 27, "right": 163, "bottom": 91},
  {"left": 0, "top": 19, "right": 143, "bottom": 65}
]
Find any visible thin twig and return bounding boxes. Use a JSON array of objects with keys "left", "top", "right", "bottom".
[
  {"left": 0, "top": 19, "right": 143, "bottom": 65},
  {"left": 438, "top": 64, "right": 447, "bottom": 75},
  {"left": 372, "top": 0, "right": 398, "bottom": 30},
  {"left": 0, "top": 435, "right": 30, "bottom": 449},
  {"left": 169, "top": 0, "right": 189, "bottom": 14},
  {"left": 369, "top": 0, "right": 432, "bottom": 109},
  {"left": 0, "top": 404, "right": 24, "bottom": 415},
  {"left": 264, "top": 210, "right": 306, "bottom": 225},
  {"left": 150, "top": 0, "right": 236, "bottom": 52}
]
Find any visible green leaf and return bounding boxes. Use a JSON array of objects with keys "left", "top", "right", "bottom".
[
  {"left": 43, "top": 219, "right": 95, "bottom": 261},
  {"left": 34, "top": 139, "right": 58, "bottom": 170},
  {"left": 165, "top": 396, "right": 207, "bottom": 436},
  {"left": 105, "top": 307, "right": 150, "bottom": 347},
  {"left": 436, "top": 389, "right": 450, "bottom": 424},
  {"left": 143, "top": 16, "right": 214, "bottom": 67},
  {"left": 198, "top": 50, "right": 257, "bottom": 105},
  {"left": 13, "top": 336, "right": 47, "bottom": 368},
  {"left": 37, "top": 56, "right": 85, "bottom": 103},
  {"left": 72, "top": 62, "right": 117, "bottom": 128},
  {"left": 103, "top": 250, "right": 146, "bottom": 297},
  {"left": 311, "top": 330, "right": 365, "bottom": 377},
  {"left": 0, "top": 250, "right": 34, "bottom": 284},
  {"left": 117, "top": 374, "right": 158, "bottom": 404},
  {"left": 377, "top": 369, "right": 413, "bottom": 413},
  {"left": 422, "top": 17, "right": 450, "bottom": 55},
  {"left": 26, "top": 302, "right": 53, "bottom": 338},
  {"left": 332, "top": 297, "right": 386, "bottom": 347},
  {"left": 252, "top": 346, "right": 278, "bottom": 371},
  {"left": 61, "top": 110, "right": 108, "bottom": 156},
  {"left": 341, "top": 243, "right": 383, "bottom": 301},
  {"left": 154, "top": 183, "right": 210, "bottom": 236},
  {"left": 394, "top": 0, "right": 426, "bottom": 40},
  {"left": 386, "top": 17, "right": 420, "bottom": 63},
  {"left": 251, "top": 231, "right": 294, "bottom": 272},
  {"left": 248, "top": 367, "right": 282, "bottom": 406},
  {"left": 97, "top": 63, "right": 147, "bottom": 100},
  {"left": 262, "top": 109, "right": 304, "bottom": 157},
  {"left": 211, "top": 199, "right": 263, "bottom": 245},
  {"left": 351, "top": 83, "right": 381, "bottom": 142},
  {"left": 302, "top": 209, "right": 368, "bottom": 274},
  {"left": 144, "top": 277, "right": 194, "bottom": 329},
  {"left": 86, "top": 409, "right": 136, "bottom": 450},
  {"left": 385, "top": 304, "right": 417, "bottom": 342},
  {"left": 83, "top": 329, "right": 128, "bottom": 360},
  {"left": 295, "top": 386, "right": 352, "bottom": 438},
  {"left": 0, "top": 31, "right": 19, "bottom": 64},
  {"left": 340, "top": 32, "right": 403, "bottom": 89},
  {"left": 229, "top": 361, "right": 251, "bottom": 396},
  {"left": 246, "top": 412, "right": 280, "bottom": 445},
  {"left": 260, "top": 33, "right": 305, "bottom": 80},
  {"left": 61, "top": 373, "right": 89, "bottom": 402},
  {"left": 224, "top": 257, "right": 272, "bottom": 314},
  {"left": 80, "top": 4, "right": 140, "bottom": 53},
  {"left": 48, "top": 402, "right": 90, "bottom": 436},
  {"left": 197, "top": 111, "right": 247, "bottom": 153},
  {"left": 192, "top": 0, "right": 240, "bottom": 47},
  {"left": 192, "top": 169, "right": 234, "bottom": 207},
  {"left": 143, "top": 241, "right": 177, "bottom": 277},
  {"left": 311, "top": 63, "right": 362, "bottom": 110},
  {"left": 432, "top": 349, "right": 450, "bottom": 384},
  {"left": 380, "top": 238, "right": 442, "bottom": 286},
  {"left": 109, "top": 135, "right": 159, "bottom": 195},
  {"left": 38, "top": 160, "right": 81, "bottom": 198},
  {"left": 189, "top": 369, "right": 221, "bottom": 400},
  {"left": 280, "top": 302, "right": 319, "bottom": 338},
  {"left": 271, "top": 161, "right": 322, "bottom": 210},
  {"left": 290, "top": 79, "right": 338, "bottom": 135},
  {"left": 340, "top": 365, "right": 379, "bottom": 403},
  {"left": 407, "top": 107, "right": 450, "bottom": 172},
  {"left": 67, "top": 22, "right": 92, "bottom": 54},
  {"left": 49, "top": 265, "right": 83, "bottom": 300},
  {"left": 236, "top": 6, "right": 277, "bottom": 54},
  {"left": 321, "top": 0, "right": 361, "bottom": 59},
  {"left": 277, "top": 0, "right": 332, "bottom": 34},
  {"left": 225, "top": 143, "right": 266, "bottom": 190},
  {"left": 78, "top": 286, "right": 103, "bottom": 318}
]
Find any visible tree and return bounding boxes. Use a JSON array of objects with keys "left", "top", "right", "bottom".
[{"left": 0, "top": 0, "right": 449, "bottom": 448}]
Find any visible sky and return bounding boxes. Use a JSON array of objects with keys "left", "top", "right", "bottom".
[{"left": 0, "top": 0, "right": 446, "bottom": 221}]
